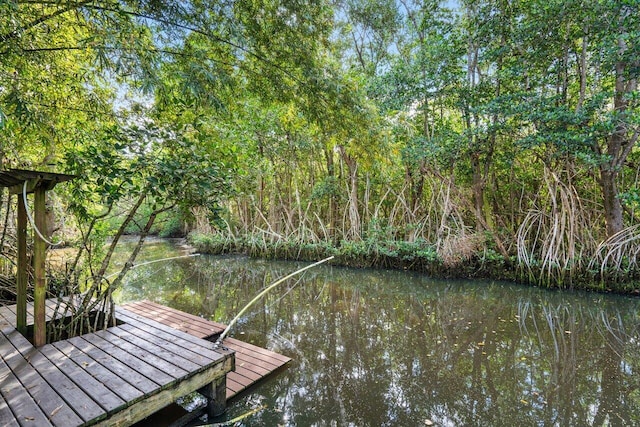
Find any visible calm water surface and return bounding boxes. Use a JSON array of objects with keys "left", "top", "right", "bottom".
[{"left": 112, "top": 239, "right": 640, "bottom": 426}]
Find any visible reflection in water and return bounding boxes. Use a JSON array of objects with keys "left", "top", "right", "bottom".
[{"left": 113, "top": 240, "right": 640, "bottom": 426}]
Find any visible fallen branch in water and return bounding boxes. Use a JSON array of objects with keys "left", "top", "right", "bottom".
[{"left": 214, "top": 256, "right": 334, "bottom": 346}]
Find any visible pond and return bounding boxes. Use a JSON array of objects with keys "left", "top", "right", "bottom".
[{"left": 111, "top": 238, "right": 640, "bottom": 426}]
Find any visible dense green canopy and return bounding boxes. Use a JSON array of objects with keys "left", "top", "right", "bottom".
[{"left": 1, "top": 0, "right": 639, "bottom": 289}]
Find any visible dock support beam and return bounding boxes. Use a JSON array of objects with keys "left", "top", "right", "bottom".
[{"left": 200, "top": 375, "right": 227, "bottom": 419}]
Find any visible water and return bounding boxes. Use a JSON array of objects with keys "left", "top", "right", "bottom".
[{"left": 112, "top": 239, "right": 640, "bottom": 426}]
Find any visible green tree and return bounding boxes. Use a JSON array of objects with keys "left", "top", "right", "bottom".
[{"left": 508, "top": 0, "right": 639, "bottom": 238}]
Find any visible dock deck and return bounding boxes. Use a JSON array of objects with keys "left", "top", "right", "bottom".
[
  {"left": 0, "top": 300, "right": 234, "bottom": 426},
  {"left": 120, "top": 300, "right": 291, "bottom": 399}
]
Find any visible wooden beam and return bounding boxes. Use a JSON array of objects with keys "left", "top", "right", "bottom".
[
  {"left": 93, "top": 357, "right": 233, "bottom": 427},
  {"left": 8, "top": 179, "right": 38, "bottom": 195},
  {"left": 33, "top": 186, "right": 47, "bottom": 347},
  {"left": 16, "top": 194, "right": 27, "bottom": 335},
  {"left": 3, "top": 170, "right": 77, "bottom": 195}
]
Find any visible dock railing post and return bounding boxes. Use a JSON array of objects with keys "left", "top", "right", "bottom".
[
  {"left": 16, "top": 193, "right": 27, "bottom": 335},
  {"left": 33, "top": 186, "right": 47, "bottom": 347}
]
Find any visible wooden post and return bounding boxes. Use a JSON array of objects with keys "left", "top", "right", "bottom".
[
  {"left": 201, "top": 375, "right": 227, "bottom": 419},
  {"left": 16, "top": 193, "right": 27, "bottom": 335},
  {"left": 33, "top": 186, "right": 47, "bottom": 347}
]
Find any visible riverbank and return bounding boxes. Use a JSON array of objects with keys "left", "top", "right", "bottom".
[{"left": 188, "top": 232, "right": 640, "bottom": 295}]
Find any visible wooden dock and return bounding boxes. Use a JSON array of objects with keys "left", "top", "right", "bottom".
[
  {"left": 0, "top": 300, "right": 234, "bottom": 426},
  {"left": 120, "top": 300, "right": 291, "bottom": 400}
]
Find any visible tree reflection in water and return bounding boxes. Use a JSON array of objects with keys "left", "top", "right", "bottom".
[{"left": 114, "top": 242, "right": 640, "bottom": 426}]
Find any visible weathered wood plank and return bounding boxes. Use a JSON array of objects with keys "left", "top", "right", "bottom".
[
  {"left": 0, "top": 331, "right": 64, "bottom": 426},
  {"left": 121, "top": 301, "right": 212, "bottom": 337},
  {"left": 53, "top": 340, "right": 144, "bottom": 404},
  {"left": 0, "top": 369, "right": 50, "bottom": 426},
  {"left": 3, "top": 329, "right": 105, "bottom": 424},
  {"left": 113, "top": 313, "right": 220, "bottom": 363},
  {"left": 0, "top": 306, "right": 13, "bottom": 320},
  {"left": 116, "top": 323, "right": 213, "bottom": 366},
  {"left": 80, "top": 333, "right": 176, "bottom": 387},
  {"left": 0, "top": 305, "right": 16, "bottom": 320},
  {"left": 0, "top": 308, "right": 15, "bottom": 332},
  {"left": 230, "top": 352, "right": 284, "bottom": 373},
  {"left": 1, "top": 330, "right": 83, "bottom": 426},
  {"left": 224, "top": 337, "right": 292, "bottom": 364},
  {"left": 106, "top": 327, "right": 202, "bottom": 372},
  {"left": 228, "top": 358, "right": 264, "bottom": 381},
  {"left": 94, "top": 329, "right": 189, "bottom": 380},
  {"left": 2, "top": 297, "right": 78, "bottom": 329},
  {"left": 225, "top": 377, "right": 242, "bottom": 395},
  {"left": 0, "top": 304, "right": 30, "bottom": 326},
  {"left": 225, "top": 340, "right": 283, "bottom": 372},
  {"left": 231, "top": 361, "right": 274, "bottom": 377},
  {"left": 224, "top": 371, "right": 253, "bottom": 388},
  {"left": 43, "top": 299, "right": 80, "bottom": 322},
  {"left": 114, "top": 308, "right": 226, "bottom": 361},
  {"left": 1, "top": 299, "right": 237, "bottom": 426},
  {"left": 127, "top": 300, "right": 227, "bottom": 331},
  {"left": 121, "top": 302, "right": 291, "bottom": 368},
  {"left": 66, "top": 336, "right": 159, "bottom": 395},
  {"left": 18, "top": 302, "right": 34, "bottom": 324},
  {"left": 16, "top": 195, "right": 27, "bottom": 336},
  {"left": 38, "top": 344, "right": 126, "bottom": 415},
  {"left": 122, "top": 301, "right": 225, "bottom": 339},
  {"left": 0, "top": 391, "right": 20, "bottom": 427}
]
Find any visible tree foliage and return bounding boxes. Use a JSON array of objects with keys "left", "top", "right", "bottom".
[{"left": 1, "top": 0, "right": 639, "bottom": 292}]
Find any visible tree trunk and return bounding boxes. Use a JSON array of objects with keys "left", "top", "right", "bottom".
[
  {"left": 471, "top": 151, "right": 486, "bottom": 231},
  {"left": 324, "top": 145, "right": 337, "bottom": 241},
  {"left": 598, "top": 30, "right": 638, "bottom": 238},
  {"left": 600, "top": 169, "right": 624, "bottom": 237},
  {"left": 77, "top": 191, "right": 147, "bottom": 327},
  {"left": 338, "top": 145, "right": 360, "bottom": 240}
]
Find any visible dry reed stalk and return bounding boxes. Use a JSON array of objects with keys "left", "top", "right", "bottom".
[
  {"left": 314, "top": 213, "right": 330, "bottom": 241},
  {"left": 385, "top": 186, "right": 403, "bottom": 234},
  {"left": 233, "top": 198, "right": 250, "bottom": 235},
  {"left": 516, "top": 168, "right": 596, "bottom": 285},
  {"left": 297, "top": 197, "right": 314, "bottom": 242},
  {"left": 437, "top": 231, "right": 484, "bottom": 268},
  {"left": 300, "top": 222, "right": 321, "bottom": 244},
  {"left": 436, "top": 181, "right": 453, "bottom": 249},
  {"left": 254, "top": 203, "right": 280, "bottom": 240},
  {"left": 387, "top": 183, "right": 416, "bottom": 236},
  {"left": 221, "top": 217, "right": 236, "bottom": 239},
  {"left": 434, "top": 175, "right": 468, "bottom": 253},
  {"left": 372, "top": 185, "right": 393, "bottom": 224},
  {"left": 588, "top": 224, "right": 640, "bottom": 278}
]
